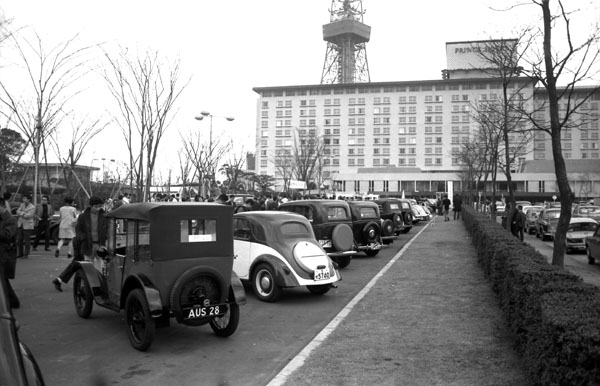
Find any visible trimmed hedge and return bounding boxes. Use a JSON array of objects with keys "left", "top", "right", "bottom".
[{"left": 463, "top": 205, "right": 600, "bottom": 386}]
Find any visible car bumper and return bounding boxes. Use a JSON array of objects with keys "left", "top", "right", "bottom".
[{"left": 356, "top": 242, "right": 383, "bottom": 251}]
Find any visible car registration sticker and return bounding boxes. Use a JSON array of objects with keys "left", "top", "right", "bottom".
[
  {"left": 319, "top": 239, "right": 332, "bottom": 248},
  {"left": 314, "top": 267, "right": 331, "bottom": 281},
  {"left": 183, "top": 304, "right": 226, "bottom": 320}
]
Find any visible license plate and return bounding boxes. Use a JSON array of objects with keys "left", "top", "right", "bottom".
[
  {"left": 319, "top": 239, "right": 332, "bottom": 248},
  {"left": 314, "top": 267, "right": 331, "bottom": 281},
  {"left": 183, "top": 304, "right": 226, "bottom": 320}
]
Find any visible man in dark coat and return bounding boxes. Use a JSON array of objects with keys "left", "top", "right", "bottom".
[
  {"left": 52, "top": 196, "right": 109, "bottom": 292},
  {"left": 0, "top": 196, "right": 19, "bottom": 308}
]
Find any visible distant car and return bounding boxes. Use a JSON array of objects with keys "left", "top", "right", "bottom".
[
  {"left": 572, "top": 205, "right": 600, "bottom": 223},
  {"left": 565, "top": 218, "right": 598, "bottom": 254},
  {"left": 586, "top": 223, "right": 600, "bottom": 264},
  {"left": 278, "top": 200, "right": 357, "bottom": 269},
  {"left": 515, "top": 200, "right": 532, "bottom": 207},
  {"left": 535, "top": 208, "right": 561, "bottom": 241},
  {"left": 0, "top": 271, "right": 46, "bottom": 385},
  {"left": 232, "top": 211, "right": 341, "bottom": 302},
  {"left": 347, "top": 201, "right": 396, "bottom": 256},
  {"left": 495, "top": 201, "right": 506, "bottom": 214},
  {"left": 374, "top": 198, "right": 413, "bottom": 234},
  {"left": 411, "top": 203, "right": 431, "bottom": 222},
  {"left": 524, "top": 206, "right": 544, "bottom": 234}
]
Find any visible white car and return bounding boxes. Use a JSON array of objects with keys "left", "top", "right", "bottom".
[
  {"left": 566, "top": 217, "right": 599, "bottom": 254},
  {"left": 232, "top": 211, "right": 341, "bottom": 302}
]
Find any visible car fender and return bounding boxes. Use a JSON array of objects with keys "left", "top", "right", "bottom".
[
  {"left": 229, "top": 271, "right": 247, "bottom": 305},
  {"left": 121, "top": 274, "right": 163, "bottom": 317},
  {"left": 74, "top": 261, "right": 105, "bottom": 300},
  {"left": 250, "top": 254, "right": 300, "bottom": 288}
]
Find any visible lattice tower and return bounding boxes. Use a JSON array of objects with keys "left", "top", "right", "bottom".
[{"left": 320, "top": 0, "right": 371, "bottom": 84}]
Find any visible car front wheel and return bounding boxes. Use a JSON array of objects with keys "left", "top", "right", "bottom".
[
  {"left": 334, "top": 256, "right": 351, "bottom": 269},
  {"left": 252, "top": 263, "right": 282, "bottom": 302},
  {"left": 73, "top": 269, "right": 93, "bottom": 318},
  {"left": 210, "top": 303, "right": 240, "bottom": 337},
  {"left": 125, "top": 288, "right": 156, "bottom": 351}
]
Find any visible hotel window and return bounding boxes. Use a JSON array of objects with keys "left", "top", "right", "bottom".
[
  {"left": 434, "top": 95, "right": 443, "bottom": 102},
  {"left": 435, "top": 116, "right": 443, "bottom": 123},
  {"left": 275, "top": 140, "right": 282, "bottom": 147},
  {"left": 408, "top": 148, "right": 416, "bottom": 154},
  {"left": 285, "top": 100, "right": 292, "bottom": 107},
  {"left": 332, "top": 159, "right": 339, "bottom": 166},
  {"left": 425, "top": 116, "right": 433, "bottom": 123},
  {"left": 374, "top": 138, "right": 380, "bottom": 145},
  {"left": 357, "top": 148, "right": 364, "bottom": 155},
  {"left": 382, "top": 148, "right": 390, "bottom": 154},
  {"left": 425, "top": 158, "right": 432, "bottom": 165},
  {"left": 373, "top": 127, "right": 380, "bottom": 135},
  {"left": 357, "top": 127, "right": 364, "bottom": 135},
  {"left": 260, "top": 160, "right": 267, "bottom": 167},
  {"left": 358, "top": 98, "right": 365, "bottom": 104},
  {"left": 373, "top": 159, "right": 380, "bottom": 166},
  {"left": 451, "top": 95, "right": 459, "bottom": 101},
  {"left": 425, "top": 147, "right": 432, "bottom": 154},
  {"left": 374, "top": 97, "right": 381, "bottom": 104},
  {"left": 383, "top": 97, "right": 390, "bottom": 104},
  {"left": 373, "top": 148, "right": 380, "bottom": 155},
  {"left": 262, "top": 101, "right": 268, "bottom": 108},
  {"left": 435, "top": 126, "right": 442, "bottom": 133},
  {"left": 582, "top": 153, "right": 589, "bottom": 159},
  {"left": 348, "top": 159, "right": 355, "bottom": 166},
  {"left": 425, "top": 137, "right": 433, "bottom": 144},
  {"left": 358, "top": 118, "right": 365, "bottom": 125},
  {"left": 261, "top": 130, "right": 269, "bottom": 137},
  {"left": 399, "top": 117, "right": 407, "bottom": 124},
  {"left": 276, "top": 101, "right": 284, "bottom": 107},
  {"left": 349, "top": 98, "right": 356, "bottom": 104},
  {"left": 409, "top": 106, "right": 417, "bottom": 113},
  {"left": 261, "top": 121, "right": 269, "bottom": 128},
  {"left": 409, "top": 96, "right": 417, "bottom": 103},
  {"left": 383, "top": 138, "right": 390, "bottom": 145},
  {"left": 261, "top": 139, "right": 267, "bottom": 146},
  {"left": 399, "top": 148, "right": 406, "bottom": 154},
  {"left": 399, "top": 137, "right": 406, "bottom": 144},
  {"left": 409, "top": 117, "right": 417, "bottom": 124},
  {"left": 564, "top": 152, "right": 571, "bottom": 159},
  {"left": 374, "top": 117, "right": 381, "bottom": 124},
  {"left": 262, "top": 111, "right": 269, "bottom": 118},
  {"left": 399, "top": 96, "right": 407, "bottom": 103},
  {"left": 425, "top": 126, "right": 433, "bottom": 133},
  {"left": 462, "top": 95, "right": 469, "bottom": 101},
  {"left": 435, "top": 158, "right": 442, "bottom": 165},
  {"left": 357, "top": 159, "right": 365, "bottom": 166},
  {"left": 398, "top": 158, "right": 406, "bottom": 165},
  {"left": 408, "top": 158, "right": 416, "bottom": 166},
  {"left": 435, "top": 147, "right": 443, "bottom": 154},
  {"left": 425, "top": 95, "right": 433, "bottom": 102},
  {"left": 435, "top": 105, "right": 443, "bottom": 113},
  {"left": 408, "top": 127, "right": 416, "bottom": 134},
  {"left": 436, "top": 137, "right": 443, "bottom": 143},
  {"left": 383, "top": 158, "right": 390, "bottom": 165},
  {"left": 383, "top": 127, "right": 390, "bottom": 135}
]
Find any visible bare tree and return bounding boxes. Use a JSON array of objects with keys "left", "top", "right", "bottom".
[
  {"left": 102, "top": 47, "right": 189, "bottom": 202},
  {"left": 220, "top": 147, "right": 248, "bottom": 194},
  {"left": 0, "top": 31, "right": 94, "bottom": 203},
  {"left": 472, "top": 38, "right": 535, "bottom": 212},
  {"left": 271, "top": 148, "right": 295, "bottom": 194},
  {"left": 49, "top": 116, "right": 107, "bottom": 198},
  {"left": 0, "top": 128, "right": 26, "bottom": 194},
  {"left": 291, "top": 127, "right": 326, "bottom": 187},
  {"left": 525, "top": 0, "right": 600, "bottom": 266}
]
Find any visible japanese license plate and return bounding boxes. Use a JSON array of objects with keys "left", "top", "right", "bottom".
[
  {"left": 319, "top": 239, "right": 332, "bottom": 248},
  {"left": 314, "top": 267, "right": 331, "bottom": 281},
  {"left": 183, "top": 304, "right": 226, "bottom": 320}
]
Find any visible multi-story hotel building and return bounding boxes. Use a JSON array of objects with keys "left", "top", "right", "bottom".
[{"left": 252, "top": 40, "right": 600, "bottom": 200}]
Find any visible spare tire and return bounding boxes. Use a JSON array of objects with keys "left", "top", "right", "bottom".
[
  {"left": 331, "top": 223, "right": 353, "bottom": 252},
  {"left": 381, "top": 219, "right": 394, "bottom": 237},
  {"left": 392, "top": 213, "right": 403, "bottom": 227},
  {"left": 362, "top": 222, "right": 380, "bottom": 243},
  {"left": 170, "top": 268, "right": 222, "bottom": 326}
]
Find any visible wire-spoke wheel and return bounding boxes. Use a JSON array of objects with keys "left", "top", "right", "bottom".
[
  {"left": 125, "top": 289, "right": 156, "bottom": 351},
  {"left": 210, "top": 302, "right": 240, "bottom": 337},
  {"left": 73, "top": 269, "right": 93, "bottom": 318}
]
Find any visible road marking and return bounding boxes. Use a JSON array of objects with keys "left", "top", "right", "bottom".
[{"left": 267, "top": 222, "right": 432, "bottom": 386}]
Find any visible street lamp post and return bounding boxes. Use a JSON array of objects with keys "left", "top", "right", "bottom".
[{"left": 194, "top": 111, "right": 234, "bottom": 198}]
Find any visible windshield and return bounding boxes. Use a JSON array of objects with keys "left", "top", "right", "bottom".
[{"left": 568, "top": 222, "right": 598, "bottom": 232}]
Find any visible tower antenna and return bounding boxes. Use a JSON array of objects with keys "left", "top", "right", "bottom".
[{"left": 320, "top": 0, "right": 371, "bottom": 84}]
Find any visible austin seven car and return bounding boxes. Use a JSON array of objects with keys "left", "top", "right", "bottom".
[{"left": 71, "top": 202, "right": 246, "bottom": 351}]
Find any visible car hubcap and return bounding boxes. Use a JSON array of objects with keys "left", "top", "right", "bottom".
[{"left": 259, "top": 272, "right": 273, "bottom": 294}]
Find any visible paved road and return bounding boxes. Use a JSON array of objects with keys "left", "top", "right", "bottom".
[{"left": 10, "top": 226, "right": 421, "bottom": 386}]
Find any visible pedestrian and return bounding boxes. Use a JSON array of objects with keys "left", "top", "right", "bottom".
[
  {"left": 453, "top": 194, "right": 462, "bottom": 220},
  {"left": 513, "top": 205, "right": 526, "bottom": 241},
  {"left": 52, "top": 196, "right": 109, "bottom": 292},
  {"left": 33, "top": 195, "right": 54, "bottom": 252},
  {"left": 15, "top": 194, "right": 35, "bottom": 259},
  {"left": 55, "top": 197, "right": 78, "bottom": 258},
  {"left": 121, "top": 193, "right": 130, "bottom": 204},
  {"left": 0, "top": 195, "right": 19, "bottom": 308},
  {"left": 442, "top": 195, "right": 451, "bottom": 221}
]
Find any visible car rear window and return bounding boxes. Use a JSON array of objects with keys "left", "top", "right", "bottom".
[
  {"left": 180, "top": 219, "right": 217, "bottom": 242},
  {"left": 359, "top": 207, "right": 378, "bottom": 218},
  {"left": 280, "top": 221, "right": 312, "bottom": 237},
  {"left": 580, "top": 206, "right": 600, "bottom": 214},
  {"left": 327, "top": 206, "right": 350, "bottom": 221},
  {"left": 547, "top": 211, "right": 561, "bottom": 219},
  {"left": 388, "top": 203, "right": 400, "bottom": 210}
]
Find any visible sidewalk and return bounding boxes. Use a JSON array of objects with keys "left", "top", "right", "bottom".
[{"left": 270, "top": 217, "right": 531, "bottom": 386}]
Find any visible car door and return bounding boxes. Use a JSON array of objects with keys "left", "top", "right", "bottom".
[{"left": 233, "top": 217, "right": 253, "bottom": 280}]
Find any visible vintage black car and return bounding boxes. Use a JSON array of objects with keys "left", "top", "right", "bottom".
[
  {"left": 347, "top": 201, "right": 396, "bottom": 256},
  {"left": 233, "top": 211, "right": 341, "bottom": 302},
  {"left": 0, "top": 271, "right": 46, "bottom": 386},
  {"left": 374, "top": 198, "right": 413, "bottom": 234},
  {"left": 278, "top": 200, "right": 357, "bottom": 269},
  {"left": 71, "top": 202, "right": 247, "bottom": 351}
]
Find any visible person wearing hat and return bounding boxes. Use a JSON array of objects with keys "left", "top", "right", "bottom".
[{"left": 52, "top": 196, "right": 109, "bottom": 292}]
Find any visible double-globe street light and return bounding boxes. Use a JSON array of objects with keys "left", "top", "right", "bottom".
[{"left": 194, "top": 111, "right": 234, "bottom": 198}]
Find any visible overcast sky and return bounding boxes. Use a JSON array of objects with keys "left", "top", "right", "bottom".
[{"left": 2, "top": 0, "right": 599, "bottom": 179}]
